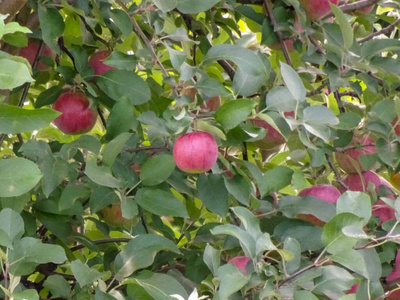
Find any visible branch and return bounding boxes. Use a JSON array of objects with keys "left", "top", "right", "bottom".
[
  {"left": 115, "top": 0, "right": 170, "bottom": 78},
  {"left": 333, "top": 90, "right": 345, "bottom": 113},
  {"left": 70, "top": 237, "right": 131, "bottom": 252},
  {"left": 306, "top": 81, "right": 328, "bottom": 97},
  {"left": 0, "top": 0, "right": 27, "bottom": 23},
  {"left": 359, "top": 18, "right": 400, "bottom": 43},
  {"left": 263, "top": 0, "right": 293, "bottom": 67},
  {"left": 308, "top": 35, "right": 326, "bottom": 55},
  {"left": 325, "top": 154, "right": 349, "bottom": 190},
  {"left": 78, "top": 15, "right": 109, "bottom": 47}
]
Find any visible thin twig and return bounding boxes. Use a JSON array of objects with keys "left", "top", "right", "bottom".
[
  {"left": 306, "top": 81, "right": 328, "bottom": 97},
  {"left": 359, "top": 18, "right": 400, "bottom": 43},
  {"left": 263, "top": 0, "right": 293, "bottom": 66},
  {"left": 78, "top": 15, "right": 109, "bottom": 47},
  {"left": 325, "top": 154, "right": 349, "bottom": 190},
  {"left": 326, "top": 0, "right": 380, "bottom": 17},
  {"left": 335, "top": 143, "right": 375, "bottom": 153},
  {"left": 116, "top": 0, "right": 170, "bottom": 78},
  {"left": 97, "top": 107, "right": 107, "bottom": 129},
  {"left": 70, "top": 237, "right": 131, "bottom": 252},
  {"left": 308, "top": 35, "right": 325, "bottom": 55},
  {"left": 333, "top": 90, "right": 345, "bottom": 113}
]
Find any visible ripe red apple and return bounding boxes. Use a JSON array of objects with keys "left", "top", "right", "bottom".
[
  {"left": 18, "top": 39, "right": 54, "bottom": 71},
  {"left": 200, "top": 96, "right": 221, "bottom": 111},
  {"left": 227, "top": 256, "right": 251, "bottom": 275},
  {"left": 173, "top": 132, "right": 218, "bottom": 173},
  {"left": 341, "top": 171, "right": 395, "bottom": 224},
  {"left": 299, "top": 0, "right": 339, "bottom": 20},
  {"left": 101, "top": 203, "right": 135, "bottom": 227},
  {"left": 297, "top": 184, "right": 341, "bottom": 226},
  {"left": 88, "top": 50, "right": 116, "bottom": 76},
  {"left": 335, "top": 134, "right": 376, "bottom": 174},
  {"left": 53, "top": 92, "right": 98, "bottom": 135},
  {"left": 251, "top": 112, "right": 293, "bottom": 150}
]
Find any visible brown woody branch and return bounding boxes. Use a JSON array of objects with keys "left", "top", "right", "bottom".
[
  {"left": 0, "top": 0, "right": 27, "bottom": 23},
  {"left": 262, "top": 0, "right": 293, "bottom": 67},
  {"left": 359, "top": 18, "right": 400, "bottom": 43}
]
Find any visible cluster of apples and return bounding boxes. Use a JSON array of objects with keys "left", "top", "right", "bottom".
[{"left": 19, "top": 39, "right": 116, "bottom": 135}]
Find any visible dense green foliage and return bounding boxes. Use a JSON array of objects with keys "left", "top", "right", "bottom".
[{"left": 1, "top": 0, "right": 400, "bottom": 299}]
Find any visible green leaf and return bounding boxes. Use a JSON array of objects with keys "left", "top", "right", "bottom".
[
  {"left": 217, "top": 264, "right": 250, "bottom": 300},
  {"left": 114, "top": 234, "right": 181, "bottom": 280},
  {"left": 278, "top": 195, "right": 336, "bottom": 223},
  {"left": 361, "top": 39, "right": 400, "bottom": 58},
  {"left": 131, "top": 271, "right": 188, "bottom": 300},
  {"left": 312, "top": 266, "right": 355, "bottom": 296},
  {"left": 0, "top": 208, "right": 24, "bottom": 246},
  {"left": 330, "top": 3, "right": 353, "bottom": 48},
  {"left": 153, "top": 0, "right": 177, "bottom": 12},
  {"left": 266, "top": 86, "right": 298, "bottom": 112},
  {"left": 232, "top": 67, "right": 266, "bottom": 97},
  {"left": 177, "top": 0, "right": 220, "bottom": 14},
  {"left": 211, "top": 224, "right": 256, "bottom": 258},
  {"left": 214, "top": 99, "right": 256, "bottom": 130},
  {"left": 195, "top": 76, "right": 232, "bottom": 98},
  {"left": 231, "top": 207, "right": 262, "bottom": 240},
  {"left": 203, "top": 244, "right": 221, "bottom": 275},
  {"left": 284, "top": 237, "right": 301, "bottom": 275},
  {"left": 0, "top": 58, "right": 34, "bottom": 90},
  {"left": 336, "top": 191, "right": 372, "bottom": 225},
  {"left": 197, "top": 174, "right": 229, "bottom": 217},
  {"left": 13, "top": 290, "right": 39, "bottom": 300},
  {"left": 280, "top": 62, "right": 306, "bottom": 102},
  {"left": 38, "top": 5, "right": 64, "bottom": 52},
  {"left": 140, "top": 154, "right": 176, "bottom": 186},
  {"left": 322, "top": 213, "right": 364, "bottom": 254},
  {"left": 34, "top": 85, "right": 63, "bottom": 108},
  {"left": 135, "top": 188, "right": 189, "bottom": 218},
  {"left": 94, "top": 286, "right": 118, "bottom": 300},
  {"left": 259, "top": 166, "right": 293, "bottom": 197},
  {"left": 302, "top": 105, "right": 339, "bottom": 126},
  {"left": 59, "top": 184, "right": 91, "bottom": 211},
  {"left": 8, "top": 237, "right": 67, "bottom": 276},
  {"left": 102, "top": 132, "right": 133, "bottom": 167},
  {"left": 204, "top": 44, "right": 269, "bottom": 77},
  {"left": 60, "top": 135, "right": 101, "bottom": 158},
  {"left": 105, "top": 98, "right": 136, "bottom": 141},
  {"left": 85, "top": 159, "right": 122, "bottom": 188},
  {"left": 97, "top": 70, "right": 151, "bottom": 105},
  {"left": 103, "top": 52, "right": 137, "bottom": 71},
  {"left": 166, "top": 45, "right": 187, "bottom": 70},
  {"left": 0, "top": 104, "right": 60, "bottom": 134},
  {"left": 71, "top": 260, "right": 104, "bottom": 288},
  {"left": 109, "top": 9, "right": 132, "bottom": 37},
  {"left": 3, "top": 22, "right": 31, "bottom": 35},
  {"left": 0, "top": 158, "right": 42, "bottom": 197},
  {"left": 336, "top": 112, "right": 362, "bottom": 130},
  {"left": 89, "top": 186, "right": 119, "bottom": 213},
  {"left": 43, "top": 275, "right": 71, "bottom": 299},
  {"left": 224, "top": 174, "right": 252, "bottom": 206},
  {"left": 294, "top": 290, "right": 319, "bottom": 300}
]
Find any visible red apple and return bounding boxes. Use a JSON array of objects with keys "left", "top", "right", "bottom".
[
  {"left": 227, "top": 256, "right": 251, "bottom": 275},
  {"left": 387, "top": 290, "right": 400, "bottom": 300},
  {"left": 53, "top": 92, "right": 98, "bottom": 135},
  {"left": 341, "top": 171, "right": 396, "bottom": 224},
  {"left": 18, "top": 39, "right": 54, "bottom": 71},
  {"left": 173, "top": 132, "right": 218, "bottom": 173},
  {"left": 101, "top": 203, "right": 135, "bottom": 227},
  {"left": 297, "top": 184, "right": 341, "bottom": 226},
  {"left": 299, "top": 0, "right": 339, "bottom": 20},
  {"left": 88, "top": 50, "right": 116, "bottom": 76},
  {"left": 200, "top": 96, "right": 221, "bottom": 111},
  {"left": 181, "top": 86, "right": 197, "bottom": 102},
  {"left": 335, "top": 135, "right": 376, "bottom": 174},
  {"left": 251, "top": 112, "right": 293, "bottom": 150},
  {"left": 391, "top": 117, "right": 400, "bottom": 136}
]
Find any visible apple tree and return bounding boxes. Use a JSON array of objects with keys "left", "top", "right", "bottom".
[{"left": 1, "top": 0, "right": 400, "bottom": 299}]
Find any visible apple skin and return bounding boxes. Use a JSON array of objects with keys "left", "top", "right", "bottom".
[
  {"left": 227, "top": 256, "right": 251, "bottom": 275},
  {"left": 88, "top": 50, "right": 115, "bottom": 76},
  {"left": 386, "top": 250, "right": 400, "bottom": 299},
  {"left": 299, "top": 0, "right": 339, "bottom": 20},
  {"left": 297, "top": 184, "right": 341, "bottom": 226},
  {"left": 335, "top": 135, "right": 376, "bottom": 174},
  {"left": 251, "top": 112, "right": 293, "bottom": 150},
  {"left": 53, "top": 92, "right": 98, "bottom": 135},
  {"left": 101, "top": 203, "right": 135, "bottom": 227},
  {"left": 200, "top": 96, "right": 221, "bottom": 111},
  {"left": 346, "top": 284, "right": 359, "bottom": 294},
  {"left": 341, "top": 171, "right": 395, "bottom": 225},
  {"left": 173, "top": 132, "right": 218, "bottom": 173},
  {"left": 18, "top": 39, "right": 54, "bottom": 71}
]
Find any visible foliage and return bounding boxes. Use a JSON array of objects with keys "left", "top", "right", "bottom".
[{"left": 1, "top": 0, "right": 400, "bottom": 299}]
